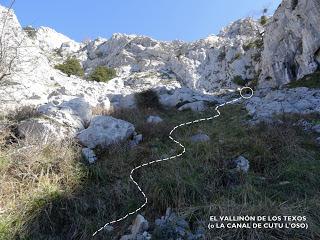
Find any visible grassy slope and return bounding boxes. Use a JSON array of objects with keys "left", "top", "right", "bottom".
[{"left": 0, "top": 104, "right": 320, "bottom": 240}]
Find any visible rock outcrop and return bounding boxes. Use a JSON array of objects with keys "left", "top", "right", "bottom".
[
  {"left": 18, "top": 118, "right": 69, "bottom": 144},
  {"left": 1, "top": 0, "right": 320, "bottom": 148},
  {"left": 260, "top": 0, "right": 320, "bottom": 88},
  {"left": 76, "top": 116, "right": 135, "bottom": 149},
  {"left": 246, "top": 87, "right": 320, "bottom": 120}
]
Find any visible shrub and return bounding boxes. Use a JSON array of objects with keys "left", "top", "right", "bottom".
[
  {"left": 54, "top": 58, "right": 84, "bottom": 77},
  {"left": 234, "top": 53, "right": 241, "bottom": 60},
  {"left": 248, "top": 79, "right": 258, "bottom": 89},
  {"left": 135, "top": 89, "right": 161, "bottom": 109},
  {"left": 260, "top": 15, "right": 268, "bottom": 25},
  {"left": 232, "top": 75, "right": 247, "bottom": 86},
  {"left": 23, "top": 26, "right": 37, "bottom": 39},
  {"left": 243, "top": 38, "right": 264, "bottom": 51},
  {"left": 287, "top": 71, "right": 320, "bottom": 89},
  {"left": 89, "top": 66, "right": 116, "bottom": 82},
  {"left": 7, "top": 106, "right": 41, "bottom": 122},
  {"left": 217, "top": 51, "right": 226, "bottom": 61}
]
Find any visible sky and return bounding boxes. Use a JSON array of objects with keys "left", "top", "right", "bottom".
[{"left": 3, "top": 0, "right": 281, "bottom": 42}]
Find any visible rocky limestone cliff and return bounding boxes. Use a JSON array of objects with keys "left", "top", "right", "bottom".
[
  {"left": 0, "top": 0, "right": 319, "bottom": 120},
  {"left": 259, "top": 0, "right": 320, "bottom": 88},
  {"left": 76, "top": 18, "right": 264, "bottom": 92}
]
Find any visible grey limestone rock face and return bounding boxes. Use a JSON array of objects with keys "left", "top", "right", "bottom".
[{"left": 259, "top": 0, "right": 320, "bottom": 88}]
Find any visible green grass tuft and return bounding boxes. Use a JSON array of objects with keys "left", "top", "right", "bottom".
[{"left": 287, "top": 71, "right": 320, "bottom": 89}]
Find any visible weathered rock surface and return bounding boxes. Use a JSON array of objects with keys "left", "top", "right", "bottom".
[
  {"left": 153, "top": 208, "right": 204, "bottom": 240},
  {"left": 18, "top": 118, "right": 69, "bottom": 144},
  {"left": 76, "top": 116, "right": 135, "bottom": 149},
  {"left": 1, "top": 1, "right": 320, "bottom": 147},
  {"left": 178, "top": 101, "right": 207, "bottom": 112},
  {"left": 260, "top": 0, "right": 320, "bottom": 88},
  {"left": 82, "top": 148, "right": 97, "bottom": 164},
  {"left": 129, "top": 133, "right": 143, "bottom": 148},
  {"left": 146, "top": 115, "right": 163, "bottom": 124},
  {"left": 120, "top": 215, "right": 150, "bottom": 240},
  {"left": 38, "top": 98, "right": 92, "bottom": 131},
  {"left": 234, "top": 156, "right": 250, "bottom": 173},
  {"left": 246, "top": 88, "right": 320, "bottom": 120},
  {"left": 158, "top": 87, "right": 219, "bottom": 108},
  {"left": 190, "top": 133, "right": 210, "bottom": 143},
  {"left": 312, "top": 124, "right": 320, "bottom": 134}
]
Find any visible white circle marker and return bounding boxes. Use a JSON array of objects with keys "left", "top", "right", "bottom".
[{"left": 239, "top": 87, "right": 254, "bottom": 99}]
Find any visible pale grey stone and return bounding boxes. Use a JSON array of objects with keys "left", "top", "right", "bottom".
[
  {"left": 234, "top": 156, "right": 250, "bottom": 173},
  {"left": 77, "top": 116, "right": 135, "bottom": 149},
  {"left": 191, "top": 133, "right": 210, "bottom": 143}
]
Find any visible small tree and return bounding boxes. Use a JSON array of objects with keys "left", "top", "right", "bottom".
[
  {"left": 23, "top": 26, "right": 37, "bottom": 39},
  {"left": 89, "top": 66, "right": 116, "bottom": 82},
  {"left": 260, "top": 15, "right": 268, "bottom": 25},
  {"left": 54, "top": 58, "right": 84, "bottom": 77},
  {"left": 260, "top": 7, "right": 268, "bottom": 26},
  {"left": 232, "top": 75, "right": 247, "bottom": 86},
  {"left": 135, "top": 89, "right": 161, "bottom": 109}
]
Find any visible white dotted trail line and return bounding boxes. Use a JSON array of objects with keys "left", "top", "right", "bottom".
[{"left": 92, "top": 87, "right": 253, "bottom": 237}]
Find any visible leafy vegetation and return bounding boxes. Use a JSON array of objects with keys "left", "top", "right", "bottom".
[
  {"left": 134, "top": 89, "right": 162, "bottom": 109},
  {"left": 89, "top": 66, "right": 117, "bottom": 82},
  {"left": 243, "top": 38, "right": 264, "bottom": 51},
  {"left": 217, "top": 51, "right": 226, "bottom": 61},
  {"left": 248, "top": 78, "right": 258, "bottom": 89},
  {"left": 232, "top": 75, "right": 247, "bottom": 86},
  {"left": 1, "top": 101, "right": 320, "bottom": 239},
  {"left": 23, "top": 26, "right": 37, "bottom": 39},
  {"left": 287, "top": 71, "right": 320, "bottom": 89},
  {"left": 54, "top": 58, "right": 84, "bottom": 77},
  {"left": 260, "top": 15, "right": 268, "bottom": 25}
]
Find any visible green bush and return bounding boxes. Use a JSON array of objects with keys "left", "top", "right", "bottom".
[
  {"left": 232, "top": 75, "right": 247, "bottom": 86},
  {"left": 23, "top": 26, "right": 37, "bottom": 39},
  {"left": 89, "top": 66, "right": 117, "bottom": 82},
  {"left": 243, "top": 38, "right": 264, "bottom": 51},
  {"left": 135, "top": 89, "right": 161, "bottom": 109},
  {"left": 54, "top": 58, "right": 84, "bottom": 77},
  {"left": 260, "top": 15, "right": 268, "bottom": 25},
  {"left": 287, "top": 71, "right": 320, "bottom": 89},
  {"left": 217, "top": 51, "right": 226, "bottom": 61}
]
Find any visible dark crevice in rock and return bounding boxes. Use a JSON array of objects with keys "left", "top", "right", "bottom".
[{"left": 292, "top": 0, "right": 299, "bottom": 10}]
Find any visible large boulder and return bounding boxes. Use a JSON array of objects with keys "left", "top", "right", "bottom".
[
  {"left": 17, "top": 98, "right": 93, "bottom": 144},
  {"left": 18, "top": 118, "right": 70, "bottom": 144},
  {"left": 259, "top": 0, "right": 320, "bottom": 88},
  {"left": 38, "top": 97, "right": 92, "bottom": 131},
  {"left": 77, "top": 116, "right": 135, "bottom": 149},
  {"left": 178, "top": 101, "right": 207, "bottom": 112},
  {"left": 159, "top": 87, "right": 218, "bottom": 108}
]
